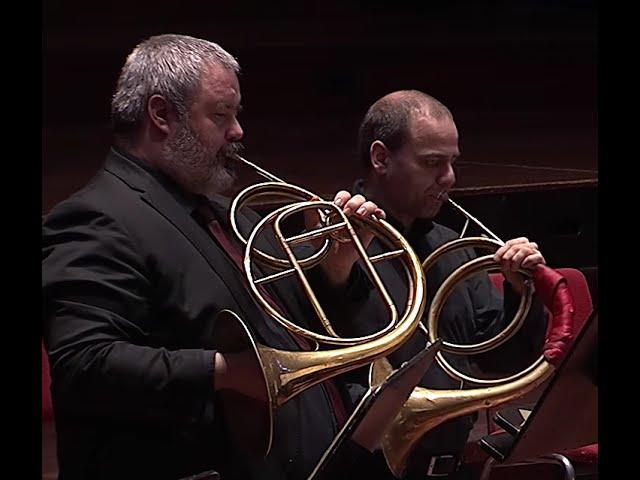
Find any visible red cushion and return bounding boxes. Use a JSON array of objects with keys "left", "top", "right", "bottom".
[
  {"left": 554, "top": 268, "right": 593, "bottom": 334},
  {"left": 42, "top": 343, "right": 54, "bottom": 421},
  {"left": 563, "top": 443, "right": 598, "bottom": 464},
  {"left": 489, "top": 267, "right": 593, "bottom": 339}
]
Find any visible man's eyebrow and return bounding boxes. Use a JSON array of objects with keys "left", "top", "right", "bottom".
[
  {"left": 215, "top": 102, "right": 243, "bottom": 113},
  {"left": 417, "top": 154, "right": 460, "bottom": 164}
]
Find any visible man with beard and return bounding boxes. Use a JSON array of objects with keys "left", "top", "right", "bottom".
[
  {"left": 343, "top": 90, "right": 549, "bottom": 479},
  {"left": 42, "top": 34, "right": 391, "bottom": 480}
]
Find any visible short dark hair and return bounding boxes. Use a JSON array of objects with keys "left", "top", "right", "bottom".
[{"left": 357, "top": 90, "right": 451, "bottom": 169}]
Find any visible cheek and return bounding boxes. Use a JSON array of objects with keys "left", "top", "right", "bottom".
[
  {"left": 403, "top": 180, "right": 428, "bottom": 206},
  {"left": 389, "top": 161, "right": 415, "bottom": 182},
  {"left": 202, "top": 132, "right": 226, "bottom": 153},
  {"left": 198, "top": 119, "right": 225, "bottom": 144},
  {"left": 407, "top": 168, "right": 437, "bottom": 192}
]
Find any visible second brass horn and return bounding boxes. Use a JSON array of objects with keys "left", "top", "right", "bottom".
[
  {"left": 213, "top": 154, "right": 427, "bottom": 458},
  {"left": 375, "top": 198, "right": 564, "bottom": 478}
]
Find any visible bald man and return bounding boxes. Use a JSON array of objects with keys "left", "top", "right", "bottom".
[{"left": 344, "top": 90, "right": 549, "bottom": 479}]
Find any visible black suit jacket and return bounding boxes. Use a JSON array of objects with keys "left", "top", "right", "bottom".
[{"left": 43, "top": 148, "right": 373, "bottom": 480}]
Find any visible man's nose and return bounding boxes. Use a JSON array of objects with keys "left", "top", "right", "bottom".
[
  {"left": 226, "top": 117, "right": 244, "bottom": 142},
  {"left": 437, "top": 162, "right": 456, "bottom": 187}
]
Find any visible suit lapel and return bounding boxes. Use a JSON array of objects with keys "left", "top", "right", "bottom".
[
  {"left": 210, "top": 197, "right": 320, "bottom": 333},
  {"left": 104, "top": 149, "right": 298, "bottom": 349}
]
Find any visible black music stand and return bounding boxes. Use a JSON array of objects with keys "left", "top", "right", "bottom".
[
  {"left": 478, "top": 310, "right": 598, "bottom": 479},
  {"left": 309, "top": 340, "right": 443, "bottom": 479}
]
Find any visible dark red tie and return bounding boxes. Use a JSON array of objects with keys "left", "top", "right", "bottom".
[{"left": 194, "top": 203, "right": 348, "bottom": 428}]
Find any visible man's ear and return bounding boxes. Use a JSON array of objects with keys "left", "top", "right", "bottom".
[
  {"left": 370, "top": 140, "right": 390, "bottom": 174},
  {"left": 147, "top": 94, "right": 175, "bottom": 135}
]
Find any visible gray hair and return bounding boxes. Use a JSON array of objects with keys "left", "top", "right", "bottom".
[
  {"left": 357, "top": 90, "right": 452, "bottom": 169},
  {"left": 111, "top": 34, "right": 240, "bottom": 137}
]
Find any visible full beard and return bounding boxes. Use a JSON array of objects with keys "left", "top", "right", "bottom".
[{"left": 162, "top": 121, "right": 243, "bottom": 197}]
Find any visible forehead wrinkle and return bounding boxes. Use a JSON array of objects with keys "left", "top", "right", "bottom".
[{"left": 197, "top": 63, "right": 240, "bottom": 101}]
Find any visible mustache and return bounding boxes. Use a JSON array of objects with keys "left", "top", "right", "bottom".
[{"left": 217, "top": 142, "right": 245, "bottom": 162}]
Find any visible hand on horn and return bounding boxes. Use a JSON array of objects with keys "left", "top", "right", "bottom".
[
  {"left": 213, "top": 351, "right": 268, "bottom": 401},
  {"left": 304, "top": 191, "right": 386, "bottom": 288},
  {"left": 493, "top": 237, "right": 546, "bottom": 294}
]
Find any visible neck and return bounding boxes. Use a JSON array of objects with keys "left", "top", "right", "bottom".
[{"left": 113, "top": 125, "right": 165, "bottom": 169}]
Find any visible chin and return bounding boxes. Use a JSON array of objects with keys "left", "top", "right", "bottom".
[{"left": 420, "top": 205, "right": 441, "bottom": 219}]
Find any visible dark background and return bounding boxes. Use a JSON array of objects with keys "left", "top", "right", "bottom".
[{"left": 42, "top": 0, "right": 597, "bottom": 269}]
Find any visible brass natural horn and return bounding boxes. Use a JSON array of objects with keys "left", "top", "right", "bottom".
[
  {"left": 213, "top": 155, "right": 427, "bottom": 458},
  {"left": 377, "top": 197, "right": 571, "bottom": 478}
]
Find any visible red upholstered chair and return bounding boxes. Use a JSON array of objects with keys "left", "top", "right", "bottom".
[
  {"left": 42, "top": 342, "right": 59, "bottom": 479},
  {"left": 42, "top": 342, "right": 54, "bottom": 422},
  {"left": 485, "top": 268, "right": 594, "bottom": 431},
  {"left": 489, "top": 268, "right": 593, "bottom": 334},
  {"left": 478, "top": 267, "right": 597, "bottom": 479}
]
